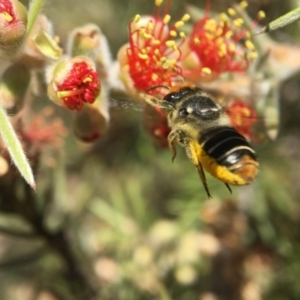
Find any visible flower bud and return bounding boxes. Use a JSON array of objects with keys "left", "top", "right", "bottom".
[
  {"left": 0, "top": 63, "right": 30, "bottom": 114},
  {"left": 0, "top": 0, "right": 27, "bottom": 57},
  {"left": 20, "top": 15, "right": 57, "bottom": 68},
  {"left": 67, "top": 24, "right": 112, "bottom": 81},
  {"left": 73, "top": 87, "right": 109, "bottom": 142},
  {"left": 46, "top": 56, "right": 101, "bottom": 110}
]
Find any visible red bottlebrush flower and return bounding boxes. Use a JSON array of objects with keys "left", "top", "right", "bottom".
[
  {"left": 118, "top": 0, "right": 190, "bottom": 97},
  {"left": 73, "top": 89, "right": 110, "bottom": 143},
  {"left": 227, "top": 101, "right": 257, "bottom": 139},
  {"left": 118, "top": 0, "right": 263, "bottom": 97},
  {"left": 182, "top": 2, "right": 259, "bottom": 80},
  {"left": 0, "top": 0, "right": 27, "bottom": 55},
  {"left": 47, "top": 57, "right": 101, "bottom": 110}
]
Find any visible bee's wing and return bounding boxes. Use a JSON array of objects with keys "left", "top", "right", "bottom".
[{"left": 109, "top": 97, "right": 145, "bottom": 112}]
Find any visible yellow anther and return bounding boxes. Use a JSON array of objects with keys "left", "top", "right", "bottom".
[
  {"left": 170, "top": 30, "right": 177, "bottom": 37},
  {"left": 83, "top": 77, "right": 92, "bottom": 83},
  {"left": 201, "top": 67, "right": 212, "bottom": 75},
  {"left": 154, "top": 49, "right": 160, "bottom": 55},
  {"left": 147, "top": 22, "right": 154, "bottom": 31},
  {"left": 155, "top": 0, "right": 163, "bottom": 6},
  {"left": 218, "top": 44, "right": 227, "bottom": 57},
  {"left": 245, "top": 40, "right": 255, "bottom": 51},
  {"left": 160, "top": 56, "right": 167, "bottom": 62},
  {"left": 225, "top": 30, "right": 233, "bottom": 39},
  {"left": 233, "top": 18, "right": 244, "bottom": 27},
  {"left": 216, "top": 28, "right": 223, "bottom": 36},
  {"left": 216, "top": 37, "right": 224, "bottom": 45},
  {"left": 219, "top": 13, "right": 229, "bottom": 22},
  {"left": 179, "top": 32, "right": 186, "bottom": 38},
  {"left": 133, "top": 14, "right": 140, "bottom": 23},
  {"left": 205, "top": 32, "right": 214, "bottom": 40},
  {"left": 227, "top": 8, "right": 236, "bottom": 16},
  {"left": 153, "top": 40, "right": 161, "bottom": 45},
  {"left": 205, "top": 18, "right": 217, "bottom": 30},
  {"left": 166, "top": 40, "right": 176, "bottom": 47},
  {"left": 194, "top": 37, "right": 200, "bottom": 44},
  {"left": 245, "top": 31, "right": 251, "bottom": 39},
  {"left": 1, "top": 12, "right": 13, "bottom": 22},
  {"left": 162, "top": 61, "right": 170, "bottom": 69},
  {"left": 163, "top": 14, "right": 171, "bottom": 24},
  {"left": 248, "top": 51, "right": 258, "bottom": 59},
  {"left": 181, "top": 14, "right": 190, "bottom": 22},
  {"left": 152, "top": 73, "right": 159, "bottom": 81},
  {"left": 174, "top": 20, "right": 184, "bottom": 28},
  {"left": 166, "top": 58, "right": 176, "bottom": 66},
  {"left": 143, "top": 33, "right": 152, "bottom": 39},
  {"left": 258, "top": 10, "right": 266, "bottom": 20},
  {"left": 239, "top": 1, "right": 248, "bottom": 9},
  {"left": 138, "top": 53, "right": 149, "bottom": 60},
  {"left": 229, "top": 43, "right": 236, "bottom": 52}
]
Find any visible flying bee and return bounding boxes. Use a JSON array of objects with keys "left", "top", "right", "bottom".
[{"left": 139, "top": 83, "right": 259, "bottom": 198}]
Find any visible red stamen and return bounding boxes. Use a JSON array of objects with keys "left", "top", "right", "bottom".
[{"left": 56, "top": 62, "right": 100, "bottom": 110}]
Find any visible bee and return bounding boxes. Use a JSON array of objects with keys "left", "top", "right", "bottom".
[{"left": 140, "top": 83, "right": 259, "bottom": 198}]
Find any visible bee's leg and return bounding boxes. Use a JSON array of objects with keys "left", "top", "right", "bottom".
[
  {"left": 196, "top": 162, "right": 212, "bottom": 199},
  {"left": 224, "top": 183, "right": 232, "bottom": 194},
  {"left": 186, "top": 141, "right": 212, "bottom": 199},
  {"left": 168, "top": 129, "right": 185, "bottom": 162}
]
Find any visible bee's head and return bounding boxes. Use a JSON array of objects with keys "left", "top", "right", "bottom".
[
  {"left": 140, "top": 85, "right": 226, "bottom": 130},
  {"left": 166, "top": 87, "right": 223, "bottom": 127}
]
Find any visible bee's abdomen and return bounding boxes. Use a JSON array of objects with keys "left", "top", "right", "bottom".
[{"left": 199, "top": 126, "right": 258, "bottom": 184}]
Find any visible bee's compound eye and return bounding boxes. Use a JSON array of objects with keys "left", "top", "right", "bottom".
[{"left": 179, "top": 108, "right": 188, "bottom": 117}]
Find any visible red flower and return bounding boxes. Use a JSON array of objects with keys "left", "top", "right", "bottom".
[
  {"left": 181, "top": 2, "right": 260, "bottom": 80},
  {"left": 226, "top": 101, "right": 257, "bottom": 139},
  {"left": 119, "top": 0, "right": 262, "bottom": 95},
  {"left": 47, "top": 57, "right": 101, "bottom": 110},
  {"left": 119, "top": 0, "right": 189, "bottom": 96},
  {"left": 57, "top": 62, "right": 100, "bottom": 110}
]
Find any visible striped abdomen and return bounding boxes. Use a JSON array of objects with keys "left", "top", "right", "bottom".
[{"left": 199, "top": 126, "right": 259, "bottom": 184}]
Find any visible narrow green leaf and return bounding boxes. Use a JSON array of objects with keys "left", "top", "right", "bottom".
[
  {"left": 27, "top": 0, "right": 45, "bottom": 35},
  {"left": 0, "top": 102, "right": 35, "bottom": 189},
  {"left": 255, "top": 7, "right": 300, "bottom": 35}
]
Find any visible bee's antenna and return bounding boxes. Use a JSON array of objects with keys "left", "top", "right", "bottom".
[{"left": 145, "top": 85, "right": 170, "bottom": 93}]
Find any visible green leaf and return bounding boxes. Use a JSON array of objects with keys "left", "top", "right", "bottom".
[
  {"left": 0, "top": 101, "right": 35, "bottom": 189},
  {"left": 255, "top": 7, "right": 300, "bottom": 35}
]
